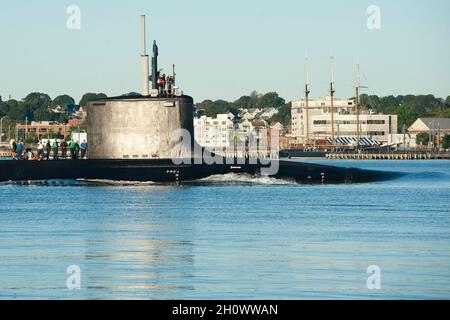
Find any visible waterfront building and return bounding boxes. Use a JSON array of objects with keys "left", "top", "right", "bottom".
[
  {"left": 16, "top": 121, "right": 72, "bottom": 140},
  {"left": 291, "top": 96, "right": 398, "bottom": 146},
  {"left": 408, "top": 118, "right": 450, "bottom": 135},
  {"left": 194, "top": 114, "right": 234, "bottom": 149},
  {"left": 388, "top": 133, "right": 417, "bottom": 149},
  {"left": 408, "top": 117, "right": 450, "bottom": 148}
]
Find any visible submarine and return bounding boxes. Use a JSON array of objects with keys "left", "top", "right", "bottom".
[{"left": 0, "top": 16, "right": 395, "bottom": 184}]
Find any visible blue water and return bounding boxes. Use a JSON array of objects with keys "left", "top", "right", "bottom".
[{"left": 0, "top": 160, "right": 449, "bottom": 299}]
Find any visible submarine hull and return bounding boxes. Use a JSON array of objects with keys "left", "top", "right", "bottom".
[{"left": 0, "top": 159, "right": 395, "bottom": 184}]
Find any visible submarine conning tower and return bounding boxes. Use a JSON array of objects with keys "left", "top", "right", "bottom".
[{"left": 87, "top": 15, "right": 195, "bottom": 160}]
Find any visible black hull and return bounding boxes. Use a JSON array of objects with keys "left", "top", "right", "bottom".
[{"left": 0, "top": 158, "right": 397, "bottom": 184}]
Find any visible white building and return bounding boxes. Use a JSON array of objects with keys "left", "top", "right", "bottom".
[
  {"left": 388, "top": 133, "right": 417, "bottom": 149},
  {"left": 237, "top": 119, "right": 254, "bottom": 136},
  {"left": 71, "top": 131, "right": 87, "bottom": 143},
  {"left": 194, "top": 114, "right": 234, "bottom": 149},
  {"left": 291, "top": 96, "right": 397, "bottom": 145},
  {"left": 259, "top": 108, "right": 279, "bottom": 119}
]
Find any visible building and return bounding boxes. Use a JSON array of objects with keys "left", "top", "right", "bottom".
[
  {"left": 408, "top": 117, "right": 450, "bottom": 148},
  {"left": 16, "top": 121, "right": 72, "bottom": 140},
  {"left": 71, "top": 131, "right": 87, "bottom": 144},
  {"left": 408, "top": 118, "right": 450, "bottom": 135},
  {"left": 388, "top": 133, "right": 417, "bottom": 149},
  {"left": 259, "top": 108, "right": 279, "bottom": 119},
  {"left": 194, "top": 114, "right": 234, "bottom": 149},
  {"left": 68, "top": 118, "right": 86, "bottom": 128},
  {"left": 291, "top": 96, "right": 397, "bottom": 146}
]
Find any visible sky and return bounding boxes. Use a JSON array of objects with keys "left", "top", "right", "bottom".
[{"left": 0, "top": 0, "right": 449, "bottom": 104}]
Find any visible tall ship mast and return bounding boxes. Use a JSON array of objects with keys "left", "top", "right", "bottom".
[
  {"left": 304, "top": 53, "right": 311, "bottom": 147},
  {"left": 355, "top": 63, "right": 368, "bottom": 150},
  {"left": 329, "top": 51, "right": 336, "bottom": 144}
]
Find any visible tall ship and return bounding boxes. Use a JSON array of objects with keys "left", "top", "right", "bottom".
[{"left": 283, "top": 56, "right": 398, "bottom": 158}]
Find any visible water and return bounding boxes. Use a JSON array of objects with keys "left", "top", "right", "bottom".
[{"left": 0, "top": 160, "right": 449, "bottom": 299}]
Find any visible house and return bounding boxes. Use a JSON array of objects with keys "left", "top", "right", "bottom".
[
  {"left": 259, "top": 108, "right": 279, "bottom": 119},
  {"left": 240, "top": 112, "right": 255, "bottom": 121},
  {"left": 251, "top": 119, "right": 267, "bottom": 129},
  {"left": 408, "top": 118, "right": 450, "bottom": 135},
  {"left": 248, "top": 108, "right": 262, "bottom": 118}
]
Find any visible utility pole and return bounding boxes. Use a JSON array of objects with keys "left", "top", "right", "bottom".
[
  {"left": 329, "top": 52, "right": 335, "bottom": 145},
  {"left": 304, "top": 53, "right": 310, "bottom": 147}
]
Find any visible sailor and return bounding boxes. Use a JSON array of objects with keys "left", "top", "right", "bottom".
[
  {"left": 69, "top": 140, "right": 76, "bottom": 159},
  {"left": 60, "top": 140, "right": 68, "bottom": 159},
  {"left": 167, "top": 75, "right": 174, "bottom": 96},
  {"left": 10, "top": 139, "right": 17, "bottom": 159},
  {"left": 53, "top": 139, "right": 59, "bottom": 160},
  {"left": 24, "top": 147, "right": 34, "bottom": 161},
  {"left": 45, "top": 140, "right": 51, "bottom": 160},
  {"left": 17, "top": 141, "right": 23, "bottom": 160},
  {"left": 74, "top": 141, "right": 80, "bottom": 159},
  {"left": 158, "top": 75, "right": 165, "bottom": 95},
  {"left": 37, "top": 140, "right": 44, "bottom": 160},
  {"left": 80, "top": 140, "right": 88, "bottom": 159}
]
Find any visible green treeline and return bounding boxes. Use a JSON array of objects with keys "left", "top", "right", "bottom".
[
  {"left": 360, "top": 94, "right": 450, "bottom": 129},
  {"left": 196, "top": 91, "right": 291, "bottom": 125},
  {"left": 0, "top": 92, "right": 107, "bottom": 129},
  {"left": 1, "top": 91, "right": 449, "bottom": 131}
]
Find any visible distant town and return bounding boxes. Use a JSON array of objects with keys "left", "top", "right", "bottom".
[{"left": 1, "top": 91, "right": 450, "bottom": 155}]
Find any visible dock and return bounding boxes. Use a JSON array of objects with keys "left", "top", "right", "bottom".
[{"left": 326, "top": 151, "right": 450, "bottom": 160}]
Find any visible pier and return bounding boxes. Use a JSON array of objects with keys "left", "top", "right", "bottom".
[{"left": 326, "top": 151, "right": 450, "bottom": 160}]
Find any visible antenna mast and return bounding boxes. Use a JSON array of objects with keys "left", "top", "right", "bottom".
[
  {"left": 140, "top": 15, "right": 150, "bottom": 96},
  {"left": 173, "top": 64, "right": 176, "bottom": 87}
]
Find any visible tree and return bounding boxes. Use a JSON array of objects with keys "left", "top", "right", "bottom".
[
  {"left": 23, "top": 92, "right": 52, "bottom": 111},
  {"left": 79, "top": 93, "right": 107, "bottom": 107},
  {"left": 259, "top": 92, "right": 285, "bottom": 108},
  {"left": 7, "top": 100, "right": 31, "bottom": 121},
  {"left": 249, "top": 91, "right": 261, "bottom": 108},
  {"left": 395, "top": 104, "right": 419, "bottom": 132},
  {"left": 443, "top": 135, "right": 450, "bottom": 149},
  {"left": 122, "top": 92, "right": 142, "bottom": 97},
  {"left": 33, "top": 108, "right": 53, "bottom": 122},
  {"left": 52, "top": 95, "right": 75, "bottom": 108},
  {"left": 196, "top": 100, "right": 214, "bottom": 112},
  {"left": 233, "top": 96, "right": 251, "bottom": 109},
  {"left": 437, "top": 108, "right": 450, "bottom": 118},
  {"left": 416, "top": 132, "right": 429, "bottom": 146},
  {"left": 271, "top": 102, "right": 291, "bottom": 127},
  {"left": 0, "top": 101, "right": 8, "bottom": 117}
]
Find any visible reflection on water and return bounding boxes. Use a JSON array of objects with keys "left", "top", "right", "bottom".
[{"left": 0, "top": 161, "right": 449, "bottom": 299}]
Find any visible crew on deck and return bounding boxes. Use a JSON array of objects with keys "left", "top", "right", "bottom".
[{"left": 8, "top": 138, "right": 87, "bottom": 161}]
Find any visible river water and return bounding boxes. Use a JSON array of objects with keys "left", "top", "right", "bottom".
[{"left": 0, "top": 160, "right": 449, "bottom": 299}]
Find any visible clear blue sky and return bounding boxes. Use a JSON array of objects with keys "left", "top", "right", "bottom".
[{"left": 0, "top": 0, "right": 449, "bottom": 104}]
